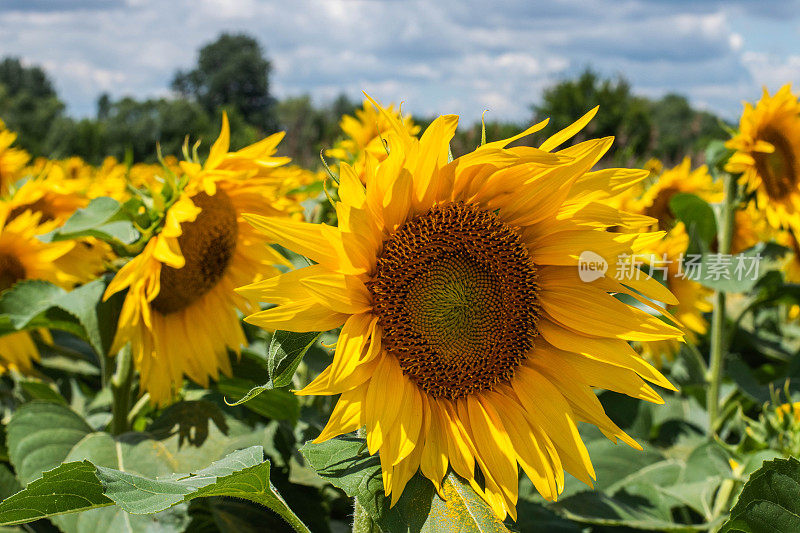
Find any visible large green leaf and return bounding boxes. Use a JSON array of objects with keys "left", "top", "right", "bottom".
[
  {"left": 549, "top": 436, "right": 728, "bottom": 530},
  {"left": 670, "top": 193, "right": 717, "bottom": 251},
  {"left": 3, "top": 401, "right": 299, "bottom": 532},
  {"left": 6, "top": 401, "right": 93, "bottom": 484},
  {"left": 720, "top": 456, "right": 800, "bottom": 532},
  {"left": 51, "top": 197, "right": 139, "bottom": 245},
  {"left": 554, "top": 491, "right": 711, "bottom": 532},
  {"left": 0, "top": 279, "right": 122, "bottom": 357},
  {"left": 6, "top": 402, "right": 186, "bottom": 532},
  {"left": 691, "top": 246, "right": 766, "bottom": 294},
  {"left": 0, "top": 465, "right": 21, "bottom": 501},
  {"left": 0, "top": 462, "right": 112, "bottom": 526},
  {"left": 96, "top": 446, "right": 310, "bottom": 533},
  {"left": 302, "top": 436, "right": 509, "bottom": 532}
]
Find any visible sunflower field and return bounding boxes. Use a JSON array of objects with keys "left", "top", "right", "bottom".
[{"left": 0, "top": 83, "right": 799, "bottom": 533}]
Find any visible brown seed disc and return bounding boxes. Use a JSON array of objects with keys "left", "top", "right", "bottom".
[
  {"left": 368, "top": 201, "right": 539, "bottom": 400},
  {"left": 755, "top": 126, "right": 798, "bottom": 201},
  {"left": 0, "top": 253, "right": 26, "bottom": 291},
  {"left": 8, "top": 199, "right": 57, "bottom": 223},
  {"left": 152, "top": 190, "right": 238, "bottom": 315}
]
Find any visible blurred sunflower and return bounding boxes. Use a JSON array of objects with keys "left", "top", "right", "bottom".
[
  {"left": 726, "top": 84, "right": 800, "bottom": 232},
  {"left": 103, "top": 114, "right": 297, "bottom": 405},
  {"left": 631, "top": 157, "right": 722, "bottom": 231},
  {"left": 0, "top": 121, "right": 30, "bottom": 195},
  {"left": 0, "top": 206, "right": 77, "bottom": 374},
  {"left": 6, "top": 164, "right": 88, "bottom": 225},
  {"left": 240, "top": 99, "right": 682, "bottom": 519},
  {"left": 326, "top": 99, "right": 420, "bottom": 182},
  {"left": 638, "top": 223, "right": 712, "bottom": 366}
]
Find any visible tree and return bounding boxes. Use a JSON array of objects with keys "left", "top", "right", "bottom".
[
  {"left": 0, "top": 57, "right": 66, "bottom": 155},
  {"left": 648, "top": 93, "right": 725, "bottom": 164},
  {"left": 531, "top": 69, "right": 653, "bottom": 163},
  {"left": 172, "top": 33, "right": 277, "bottom": 133}
]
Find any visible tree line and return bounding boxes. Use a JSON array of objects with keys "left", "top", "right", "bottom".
[{"left": 0, "top": 33, "right": 726, "bottom": 169}]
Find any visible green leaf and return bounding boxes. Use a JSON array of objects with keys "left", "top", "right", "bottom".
[
  {"left": 689, "top": 245, "right": 766, "bottom": 293},
  {"left": 148, "top": 400, "right": 230, "bottom": 447},
  {"left": 0, "top": 461, "right": 113, "bottom": 526},
  {"left": 510, "top": 500, "right": 582, "bottom": 533},
  {"left": 217, "top": 378, "right": 299, "bottom": 421},
  {"left": 223, "top": 331, "right": 321, "bottom": 411},
  {"left": 53, "top": 197, "right": 139, "bottom": 245},
  {"left": 0, "top": 280, "right": 65, "bottom": 329},
  {"left": 720, "top": 456, "right": 800, "bottom": 532},
  {"left": 19, "top": 380, "right": 68, "bottom": 405},
  {"left": 302, "top": 436, "right": 509, "bottom": 532},
  {"left": 6, "top": 401, "right": 93, "bottom": 485},
  {"left": 669, "top": 193, "right": 717, "bottom": 251},
  {"left": 6, "top": 402, "right": 186, "bottom": 532},
  {"left": 553, "top": 491, "right": 711, "bottom": 531},
  {"left": 97, "top": 446, "right": 310, "bottom": 533},
  {"left": 267, "top": 331, "right": 322, "bottom": 388},
  {"left": 0, "top": 465, "right": 21, "bottom": 501},
  {"left": 0, "top": 279, "right": 122, "bottom": 357}
]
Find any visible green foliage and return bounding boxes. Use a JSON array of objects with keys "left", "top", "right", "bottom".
[
  {"left": 222, "top": 331, "right": 321, "bottom": 412},
  {"left": 531, "top": 69, "right": 727, "bottom": 165},
  {"left": 720, "top": 457, "right": 800, "bottom": 532},
  {"left": 532, "top": 69, "right": 652, "bottom": 163},
  {"left": 648, "top": 93, "right": 726, "bottom": 164},
  {"left": 0, "top": 279, "right": 122, "bottom": 357},
  {"left": 669, "top": 192, "right": 718, "bottom": 252},
  {"left": 172, "top": 33, "right": 277, "bottom": 133},
  {"left": 52, "top": 197, "right": 139, "bottom": 245},
  {"left": 302, "top": 436, "right": 510, "bottom": 532},
  {"left": 0, "top": 461, "right": 113, "bottom": 526},
  {"left": 0, "top": 57, "right": 65, "bottom": 156}
]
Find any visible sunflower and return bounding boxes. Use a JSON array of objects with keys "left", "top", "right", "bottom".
[
  {"left": 0, "top": 121, "right": 30, "bottom": 195},
  {"left": 726, "top": 84, "right": 800, "bottom": 233},
  {"left": 6, "top": 164, "right": 88, "bottom": 225},
  {"left": 326, "top": 99, "right": 420, "bottom": 183},
  {"left": 0, "top": 205, "right": 77, "bottom": 374},
  {"left": 239, "top": 99, "right": 683, "bottom": 519},
  {"left": 631, "top": 157, "right": 722, "bottom": 232},
  {"left": 638, "top": 223, "right": 712, "bottom": 366},
  {"left": 103, "top": 115, "right": 297, "bottom": 405}
]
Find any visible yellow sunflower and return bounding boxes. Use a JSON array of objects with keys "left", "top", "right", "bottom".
[
  {"left": 326, "top": 99, "right": 420, "bottom": 183},
  {"left": 0, "top": 205, "right": 77, "bottom": 374},
  {"left": 638, "top": 223, "right": 712, "bottom": 366},
  {"left": 0, "top": 121, "right": 30, "bottom": 195},
  {"left": 631, "top": 157, "right": 722, "bottom": 232},
  {"left": 6, "top": 164, "right": 88, "bottom": 225},
  {"left": 239, "top": 99, "right": 683, "bottom": 519},
  {"left": 103, "top": 115, "right": 297, "bottom": 405},
  {"left": 726, "top": 84, "right": 800, "bottom": 233}
]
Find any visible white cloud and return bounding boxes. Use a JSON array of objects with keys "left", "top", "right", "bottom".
[{"left": 0, "top": 0, "right": 797, "bottom": 123}]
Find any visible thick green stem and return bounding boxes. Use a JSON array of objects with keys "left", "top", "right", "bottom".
[
  {"left": 707, "top": 172, "right": 737, "bottom": 433},
  {"left": 352, "top": 501, "right": 379, "bottom": 533},
  {"left": 352, "top": 427, "right": 378, "bottom": 533},
  {"left": 111, "top": 345, "right": 134, "bottom": 435}
]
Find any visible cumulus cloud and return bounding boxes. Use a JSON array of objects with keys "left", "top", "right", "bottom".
[{"left": 0, "top": 0, "right": 797, "bottom": 123}]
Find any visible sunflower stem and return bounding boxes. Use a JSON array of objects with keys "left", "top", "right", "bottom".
[
  {"left": 707, "top": 171, "right": 737, "bottom": 433},
  {"left": 111, "top": 345, "right": 134, "bottom": 435},
  {"left": 352, "top": 427, "right": 378, "bottom": 533}
]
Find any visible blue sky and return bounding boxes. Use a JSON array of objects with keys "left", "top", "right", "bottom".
[{"left": 1, "top": 0, "right": 799, "bottom": 124}]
